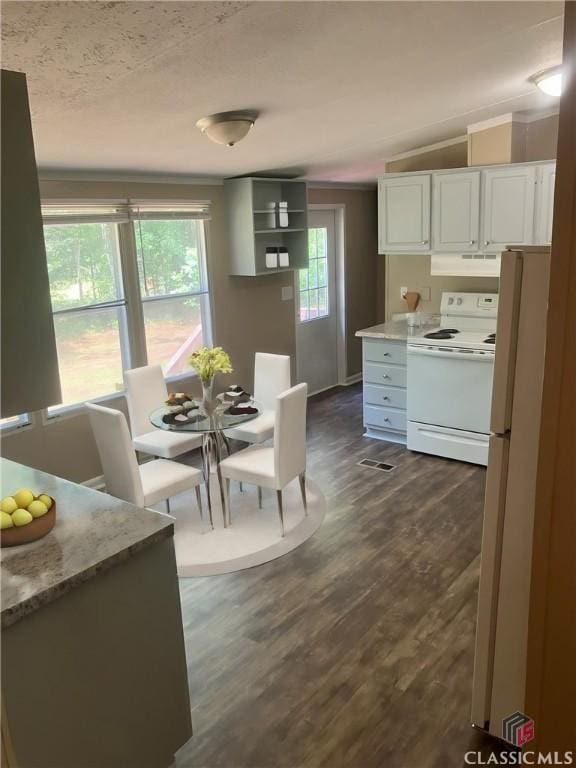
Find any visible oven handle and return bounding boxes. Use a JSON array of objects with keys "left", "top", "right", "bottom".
[{"left": 407, "top": 346, "right": 495, "bottom": 362}]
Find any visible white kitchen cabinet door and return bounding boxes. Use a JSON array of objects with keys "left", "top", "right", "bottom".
[
  {"left": 482, "top": 166, "right": 536, "bottom": 253},
  {"left": 535, "top": 162, "right": 556, "bottom": 245},
  {"left": 433, "top": 171, "right": 481, "bottom": 252},
  {"left": 378, "top": 175, "right": 430, "bottom": 253}
]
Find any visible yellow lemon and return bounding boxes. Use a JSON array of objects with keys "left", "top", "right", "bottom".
[
  {"left": 28, "top": 500, "right": 48, "bottom": 518},
  {"left": 12, "top": 508, "right": 33, "bottom": 527},
  {"left": 1, "top": 496, "right": 17, "bottom": 514},
  {"left": 1, "top": 511, "right": 14, "bottom": 529},
  {"left": 38, "top": 494, "right": 53, "bottom": 510},
  {"left": 13, "top": 489, "right": 34, "bottom": 509}
]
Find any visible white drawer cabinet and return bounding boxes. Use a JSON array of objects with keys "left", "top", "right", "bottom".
[
  {"left": 364, "top": 384, "right": 407, "bottom": 410},
  {"left": 361, "top": 338, "right": 407, "bottom": 444}
]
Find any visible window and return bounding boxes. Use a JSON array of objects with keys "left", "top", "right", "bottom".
[
  {"left": 43, "top": 221, "right": 128, "bottom": 408},
  {"left": 299, "top": 227, "right": 329, "bottom": 322},
  {"left": 0, "top": 414, "right": 31, "bottom": 432},
  {"left": 42, "top": 200, "right": 212, "bottom": 412},
  {"left": 134, "top": 217, "right": 211, "bottom": 377}
]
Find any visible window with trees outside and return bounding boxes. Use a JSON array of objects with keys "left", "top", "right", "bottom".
[
  {"left": 299, "top": 227, "right": 329, "bottom": 322},
  {"left": 42, "top": 201, "right": 212, "bottom": 412}
]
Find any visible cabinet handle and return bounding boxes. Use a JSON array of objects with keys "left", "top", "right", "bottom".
[
  {"left": 382, "top": 352, "right": 390, "bottom": 357},
  {"left": 421, "top": 240, "right": 428, "bottom": 245},
  {"left": 384, "top": 417, "right": 391, "bottom": 423},
  {"left": 382, "top": 374, "right": 390, "bottom": 379},
  {"left": 382, "top": 396, "right": 390, "bottom": 401},
  {"left": 470, "top": 240, "right": 475, "bottom": 245},
  {"left": 484, "top": 240, "right": 490, "bottom": 246}
]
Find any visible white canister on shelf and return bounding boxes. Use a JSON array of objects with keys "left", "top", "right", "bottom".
[
  {"left": 278, "top": 202, "right": 289, "bottom": 228},
  {"left": 265, "top": 202, "right": 277, "bottom": 229},
  {"left": 278, "top": 248, "right": 289, "bottom": 268},
  {"left": 265, "top": 247, "right": 278, "bottom": 269}
]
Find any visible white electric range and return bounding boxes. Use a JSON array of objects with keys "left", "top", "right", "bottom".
[{"left": 406, "top": 292, "right": 498, "bottom": 465}]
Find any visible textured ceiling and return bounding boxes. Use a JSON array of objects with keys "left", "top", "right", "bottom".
[{"left": 0, "top": 1, "right": 564, "bottom": 182}]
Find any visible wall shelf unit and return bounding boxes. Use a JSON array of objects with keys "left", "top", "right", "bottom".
[{"left": 225, "top": 177, "right": 309, "bottom": 276}]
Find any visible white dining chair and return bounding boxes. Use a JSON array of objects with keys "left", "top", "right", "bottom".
[
  {"left": 124, "top": 364, "right": 203, "bottom": 459},
  {"left": 224, "top": 352, "right": 291, "bottom": 445},
  {"left": 219, "top": 383, "right": 308, "bottom": 537},
  {"left": 87, "top": 402, "right": 205, "bottom": 522}
]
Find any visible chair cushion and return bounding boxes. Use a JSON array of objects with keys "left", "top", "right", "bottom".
[
  {"left": 224, "top": 411, "right": 275, "bottom": 444},
  {"left": 219, "top": 445, "right": 276, "bottom": 489},
  {"left": 140, "top": 459, "right": 203, "bottom": 507},
  {"left": 133, "top": 429, "right": 202, "bottom": 459}
]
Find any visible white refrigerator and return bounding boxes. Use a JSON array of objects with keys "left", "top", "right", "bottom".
[{"left": 471, "top": 247, "right": 551, "bottom": 740}]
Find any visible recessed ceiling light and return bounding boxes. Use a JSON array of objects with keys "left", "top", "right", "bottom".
[
  {"left": 532, "top": 67, "right": 563, "bottom": 97},
  {"left": 196, "top": 110, "right": 258, "bottom": 147}
]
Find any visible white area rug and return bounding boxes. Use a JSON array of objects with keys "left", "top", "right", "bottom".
[{"left": 156, "top": 477, "right": 326, "bottom": 577}]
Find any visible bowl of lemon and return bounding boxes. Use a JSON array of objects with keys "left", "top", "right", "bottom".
[{"left": 0, "top": 489, "right": 56, "bottom": 547}]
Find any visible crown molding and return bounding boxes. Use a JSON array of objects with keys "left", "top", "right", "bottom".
[
  {"left": 468, "top": 109, "right": 559, "bottom": 134},
  {"left": 384, "top": 135, "right": 467, "bottom": 163},
  {"left": 38, "top": 170, "right": 224, "bottom": 185}
]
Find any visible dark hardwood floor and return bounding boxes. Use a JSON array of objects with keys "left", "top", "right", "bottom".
[{"left": 176, "top": 384, "right": 501, "bottom": 768}]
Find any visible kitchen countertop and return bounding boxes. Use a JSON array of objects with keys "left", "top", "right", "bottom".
[
  {"left": 0, "top": 458, "right": 173, "bottom": 628},
  {"left": 355, "top": 318, "right": 438, "bottom": 341}
]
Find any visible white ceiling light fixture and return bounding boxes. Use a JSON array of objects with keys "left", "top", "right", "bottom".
[
  {"left": 196, "top": 110, "right": 258, "bottom": 147},
  {"left": 532, "top": 66, "right": 563, "bottom": 97}
]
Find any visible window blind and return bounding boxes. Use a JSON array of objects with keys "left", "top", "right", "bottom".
[
  {"left": 41, "top": 199, "right": 212, "bottom": 223},
  {"left": 128, "top": 200, "right": 212, "bottom": 221}
]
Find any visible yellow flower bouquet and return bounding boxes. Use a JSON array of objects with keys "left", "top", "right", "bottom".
[{"left": 189, "top": 346, "right": 233, "bottom": 415}]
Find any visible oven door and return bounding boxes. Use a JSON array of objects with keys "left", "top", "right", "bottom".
[{"left": 407, "top": 345, "right": 495, "bottom": 433}]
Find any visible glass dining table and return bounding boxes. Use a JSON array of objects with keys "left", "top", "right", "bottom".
[{"left": 149, "top": 400, "right": 261, "bottom": 529}]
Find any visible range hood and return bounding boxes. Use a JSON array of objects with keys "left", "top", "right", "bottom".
[{"left": 431, "top": 253, "right": 501, "bottom": 278}]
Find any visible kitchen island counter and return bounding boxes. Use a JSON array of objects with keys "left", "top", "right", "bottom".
[
  {"left": 0, "top": 458, "right": 191, "bottom": 768},
  {"left": 0, "top": 457, "right": 173, "bottom": 628}
]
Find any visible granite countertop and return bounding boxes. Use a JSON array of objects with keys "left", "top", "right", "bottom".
[
  {"left": 0, "top": 458, "right": 173, "bottom": 628},
  {"left": 355, "top": 317, "right": 438, "bottom": 341}
]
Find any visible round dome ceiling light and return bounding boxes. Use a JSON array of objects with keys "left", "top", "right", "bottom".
[
  {"left": 532, "top": 66, "right": 563, "bottom": 97},
  {"left": 196, "top": 110, "right": 258, "bottom": 147}
]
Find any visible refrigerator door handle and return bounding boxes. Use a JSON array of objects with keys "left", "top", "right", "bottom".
[{"left": 490, "top": 251, "right": 523, "bottom": 434}]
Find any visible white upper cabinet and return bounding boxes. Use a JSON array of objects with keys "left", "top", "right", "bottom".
[
  {"left": 433, "top": 171, "right": 480, "bottom": 252},
  {"left": 481, "top": 165, "right": 536, "bottom": 253},
  {"left": 535, "top": 162, "right": 556, "bottom": 245},
  {"left": 378, "top": 175, "right": 430, "bottom": 253}
]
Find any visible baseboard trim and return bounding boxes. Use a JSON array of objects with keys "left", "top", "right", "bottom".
[{"left": 344, "top": 373, "right": 363, "bottom": 386}]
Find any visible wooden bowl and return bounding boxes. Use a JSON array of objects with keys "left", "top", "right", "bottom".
[{"left": 0, "top": 498, "right": 56, "bottom": 548}]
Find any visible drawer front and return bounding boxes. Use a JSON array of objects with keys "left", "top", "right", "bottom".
[
  {"left": 364, "top": 362, "right": 407, "bottom": 388},
  {"left": 363, "top": 339, "right": 406, "bottom": 366},
  {"left": 364, "top": 384, "right": 407, "bottom": 410},
  {"left": 365, "top": 405, "right": 407, "bottom": 433}
]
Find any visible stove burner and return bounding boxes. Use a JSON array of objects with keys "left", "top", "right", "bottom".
[{"left": 424, "top": 331, "right": 455, "bottom": 340}]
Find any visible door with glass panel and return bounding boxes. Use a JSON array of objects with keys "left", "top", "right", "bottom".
[{"left": 296, "top": 209, "right": 338, "bottom": 394}]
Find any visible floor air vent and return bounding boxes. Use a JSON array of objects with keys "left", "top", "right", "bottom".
[{"left": 358, "top": 458, "right": 395, "bottom": 472}]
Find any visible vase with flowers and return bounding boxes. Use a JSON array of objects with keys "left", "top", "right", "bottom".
[{"left": 189, "top": 346, "right": 233, "bottom": 416}]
